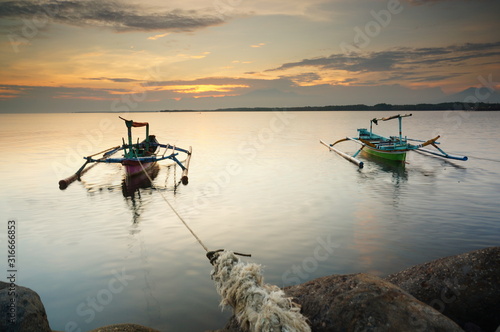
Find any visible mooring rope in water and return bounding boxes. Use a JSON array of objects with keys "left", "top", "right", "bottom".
[
  {"left": 135, "top": 156, "right": 209, "bottom": 252},
  {"left": 134, "top": 157, "right": 311, "bottom": 331}
]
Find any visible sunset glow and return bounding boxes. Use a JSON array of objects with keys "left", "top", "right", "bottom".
[
  {"left": 0, "top": 0, "right": 498, "bottom": 112},
  {"left": 164, "top": 84, "right": 249, "bottom": 94}
]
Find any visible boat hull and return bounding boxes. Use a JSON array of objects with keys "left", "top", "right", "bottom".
[
  {"left": 122, "top": 159, "right": 157, "bottom": 176},
  {"left": 122, "top": 162, "right": 160, "bottom": 197},
  {"left": 362, "top": 146, "right": 407, "bottom": 161}
]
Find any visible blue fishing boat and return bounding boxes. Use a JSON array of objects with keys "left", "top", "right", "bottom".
[
  {"left": 59, "top": 117, "right": 192, "bottom": 189},
  {"left": 320, "top": 113, "right": 467, "bottom": 168}
]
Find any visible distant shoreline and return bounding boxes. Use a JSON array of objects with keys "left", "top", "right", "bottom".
[
  {"left": 160, "top": 102, "right": 500, "bottom": 112},
  {"left": 2, "top": 102, "right": 499, "bottom": 114}
]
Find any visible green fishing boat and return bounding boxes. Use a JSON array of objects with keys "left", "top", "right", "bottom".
[{"left": 320, "top": 113, "right": 467, "bottom": 168}]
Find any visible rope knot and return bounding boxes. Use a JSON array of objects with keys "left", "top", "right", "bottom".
[
  {"left": 207, "top": 249, "right": 224, "bottom": 265},
  {"left": 207, "top": 249, "right": 252, "bottom": 265}
]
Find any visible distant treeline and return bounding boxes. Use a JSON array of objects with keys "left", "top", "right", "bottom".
[{"left": 161, "top": 102, "right": 500, "bottom": 112}]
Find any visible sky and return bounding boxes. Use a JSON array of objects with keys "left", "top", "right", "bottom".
[{"left": 0, "top": 0, "right": 499, "bottom": 112}]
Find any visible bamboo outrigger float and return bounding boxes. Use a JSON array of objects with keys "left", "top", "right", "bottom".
[
  {"left": 59, "top": 117, "right": 192, "bottom": 189},
  {"left": 320, "top": 113, "right": 467, "bottom": 168}
]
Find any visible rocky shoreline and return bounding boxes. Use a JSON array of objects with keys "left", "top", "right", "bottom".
[{"left": 1, "top": 247, "right": 498, "bottom": 332}]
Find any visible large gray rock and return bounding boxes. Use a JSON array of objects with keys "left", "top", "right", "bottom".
[
  {"left": 88, "top": 323, "right": 160, "bottom": 332},
  {"left": 284, "top": 273, "right": 463, "bottom": 332},
  {"left": 385, "top": 246, "right": 500, "bottom": 332},
  {"left": 0, "top": 281, "right": 51, "bottom": 332}
]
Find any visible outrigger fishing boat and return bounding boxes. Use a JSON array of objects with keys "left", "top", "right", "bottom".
[
  {"left": 59, "top": 117, "right": 192, "bottom": 189},
  {"left": 320, "top": 113, "right": 467, "bottom": 168}
]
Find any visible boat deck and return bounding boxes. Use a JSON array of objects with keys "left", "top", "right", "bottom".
[{"left": 357, "top": 128, "right": 411, "bottom": 151}]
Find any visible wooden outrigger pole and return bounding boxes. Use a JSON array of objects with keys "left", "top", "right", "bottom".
[
  {"left": 181, "top": 146, "right": 192, "bottom": 185},
  {"left": 415, "top": 146, "right": 468, "bottom": 161},
  {"left": 58, "top": 146, "right": 121, "bottom": 189},
  {"left": 320, "top": 139, "right": 365, "bottom": 168}
]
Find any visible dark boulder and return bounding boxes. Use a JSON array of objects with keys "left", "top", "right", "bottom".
[
  {"left": 385, "top": 246, "right": 500, "bottom": 331},
  {"left": 0, "top": 281, "right": 51, "bottom": 332},
  {"left": 284, "top": 273, "right": 463, "bottom": 332}
]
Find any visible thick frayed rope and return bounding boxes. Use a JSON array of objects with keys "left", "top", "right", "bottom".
[{"left": 211, "top": 250, "right": 311, "bottom": 332}]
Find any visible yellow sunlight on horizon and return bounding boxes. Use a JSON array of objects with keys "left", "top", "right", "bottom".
[{"left": 159, "top": 84, "right": 249, "bottom": 94}]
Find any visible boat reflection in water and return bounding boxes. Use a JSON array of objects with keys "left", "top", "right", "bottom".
[
  {"left": 121, "top": 162, "right": 185, "bottom": 198},
  {"left": 121, "top": 162, "right": 160, "bottom": 198},
  {"left": 122, "top": 163, "right": 185, "bottom": 224},
  {"left": 122, "top": 163, "right": 160, "bottom": 225},
  {"left": 361, "top": 153, "right": 409, "bottom": 181}
]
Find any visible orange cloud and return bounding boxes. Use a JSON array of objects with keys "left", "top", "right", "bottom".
[
  {"left": 147, "top": 32, "right": 170, "bottom": 40},
  {"left": 0, "top": 87, "right": 24, "bottom": 100},
  {"left": 250, "top": 43, "right": 266, "bottom": 48},
  {"left": 52, "top": 95, "right": 116, "bottom": 101},
  {"left": 193, "top": 94, "right": 236, "bottom": 99},
  {"left": 177, "top": 51, "right": 211, "bottom": 59}
]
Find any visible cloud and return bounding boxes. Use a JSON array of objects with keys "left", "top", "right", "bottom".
[
  {"left": 3, "top": 77, "right": 482, "bottom": 112},
  {"left": 146, "top": 76, "right": 297, "bottom": 93},
  {"left": 266, "top": 42, "right": 500, "bottom": 73},
  {"left": 279, "top": 72, "right": 322, "bottom": 84},
  {"left": 250, "top": 43, "right": 266, "bottom": 48},
  {"left": 377, "top": 72, "right": 465, "bottom": 83},
  {"left": 83, "top": 77, "right": 143, "bottom": 83},
  {"left": 403, "top": 0, "right": 449, "bottom": 5},
  {"left": 174, "top": 51, "right": 211, "bottom": 60},
  {"left": 148, "top": 32, "right": 170, "bottom": 40},
  {"left": 0, "top": 0, "right": 225, "bottom": 32},
  {"left": 266, "top": 52, "right": 399, "bottom": 73},
  {"left": 0, "top": 85, "right": 26, "bottom": 100}
]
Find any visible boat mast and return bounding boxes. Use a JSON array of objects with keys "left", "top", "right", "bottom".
[
  {"left": 398, "top": 115, "right": 402, "bottom": 142},
  {"left": 397, "top": 113, "right": 412, "bottom": 142},
  {"left": 126, "top": 120, "right": 133, "bottom": 148},
  {"left": 119, "top": 116, "right": 150, "bottom": 154},
  {"left": 372, "top": 113, "right": 412, "bottom": 142}
]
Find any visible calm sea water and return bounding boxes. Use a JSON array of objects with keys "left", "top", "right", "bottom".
[{"left": 0, "top": 111, "right": 499, "bottom": 331}]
